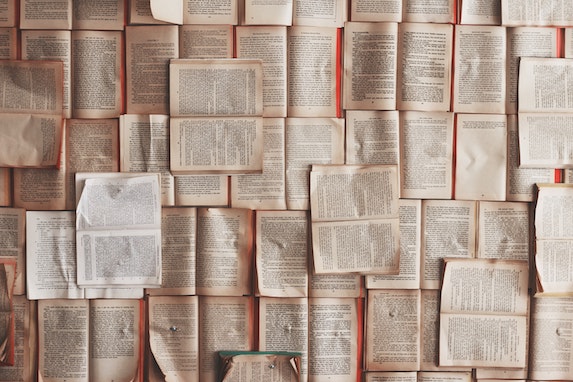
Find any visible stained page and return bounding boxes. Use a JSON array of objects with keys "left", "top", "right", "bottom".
[{"left": 455, "top": 114, "right": 507, "bottom": 201}]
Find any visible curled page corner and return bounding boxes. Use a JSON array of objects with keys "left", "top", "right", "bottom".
[{"left": 150, "top": 0, "right": 184, "bottom": 24}]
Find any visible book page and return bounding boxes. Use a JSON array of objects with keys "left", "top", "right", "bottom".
[
  {"left": 287, "top": 26, "right": 341, "bottom": 117},
  {"left": 518, "top": 112, "right": 573, "bottom": 168},
  {"left": 89, "top": 299, "right": 141, "bottom": 382},
  {"left": 477, "top": 201, "right": 530, "bottom": 261},
  {"left": 453, "top": 25, "right": 506, "bottom": 114},
  {"left": 308, "top": 298, "right": 359, "bottom": 382},
  {"left": 0, "top": 169, "right": 10, "bottom": 208},
  {"left": 256, "top": 211, "right": 308, "bottom": 298},
  {"left": 350, "top": 0, "right": 402, "bottom": 22},
  {"left": 397, "top": 22, "right": 453, "bottom": 112},
  {"left": 71, "top": 30, "right": 122, "bottom": 119},
  {"left": 243, "top": 0, "right": 292, "bottom": 25},
  {"left": 170, "top": 117, "right": 263, "bottom": 175},
  {"left": 0, "top": 296, "right": 31, "bottom": 381},
  {"left": 119, "top": 114, "right": 174, "bottom": 206},
  {"left": 66, "top": 118, "right": 120, "bottom": 210},
  {"left": 403, "top": 0, "right": 455, "bottom": 23},
  {"left": 182, "top": 0, "right": 238, "bottom": 24},
  {"left": 0, "top": 27, "right": 16, "bottom": 60},
  {"left": 292, "top": 0, "right": 346, "bottom": 26},
  {"left": 529, "top": 296, "right": 573, "bottom": 380},
  {"left": 460, "top": 0, "right": 501, "bottom": 24},
  {"left": 519, "top": 57, "right": 573, "bottom": 113},
  {"left": 147, "top": 207, "right": 196, "bottom": 296},
  {"left": 13, "top": 162, "right": 66, "bottom": 211},
  {"left": 567, "top": 27, "right": 573, "bottom": 58},
  {"left": 366, "top": 199, "right": 421, "bottom": 290},
  {"left": 455, "top": 113, "right": 507, "bottom": 201},
  {"left": 126, "top": 25, "right": 179, "bottom": 115},
  {"left": 534, "top": 184, "right": 573, "bottom": 295},
  {"left": 76, "top": 174, "right": 162, "bottom": 288},
  {"left": 21, "top": 29, "right": 71, "bottom": 118},
  {"left": 148, "top": 295, "right": 199, "bottom": 382},
  {"left": 309, "top": 273, "right": 363, "bottom": 298},
  {"left": 72, "top": 0, "right": 124, "bottom": 30},
  {"left": 501, "top": 0, "right": 573, "bottom": 26},
  {"left": 285, "top": 118, "right": 345, "bottom": 210},
  {"left": 343, "top": 21, "right": 398, "bottom": 111},
  {"left": 506, "top": 115, "right": 555, "bottom": 201},
  {"left": 230, "top": 118, "right": 286, "bottom": 210},
  {"left": 258, "top": 297, "right": 308, "bottom": 380},
  {"left": 236, "top": 26, "right": 287, "bottom": 118},
  {"left": 0, "top": 208, "right": 24, "bottom": 296},
  {"left": 196, "top": 208, "right": 253, "bottom": 296},
  {"left": 439, "top": 258, "right": 529, "bottom": 368},
  {"left": 345, "top": 110, "right": 399, "bottom": 165},
  {"left": 149, "top": 0, "right": 183, "bottom": 24},
  {"left": 26, "top": 211, "right": 84, "bottom": 300},
  {"left": 179, "top": 24, "right": 233, "bottom": 59},
  {"left": 506, "top": 27, "right": 557, "bottom": 114},
  {"left": 170, "top": 58, "right": 263, "bottom": 117},
  {"left": 0, "top": 0, "right": 15, "bottom": 27},
  {"left": 20, "top": 0, "right": 72, "bottom": 29},
  {"left": 37, "top": 299, "right": 88, "bottom": 382},
  {"left": 174, "top": 175, "right": 229, "bottom": 207},
  {"left": 399, "top": 111, "right": 453, "bottom": 199},
  {"left": 199, "top": 296, "right": 253, "bottom": 382},
  {"left": 365, "top": 289, "right": 420, "bottom": 371},
  {"left": 219, "top": 352, "right": 300, "bottom": 382},
  {"left": 310, "top": 165, "right": 400, "bottom": 274},
  {"left": 364, "top": 371, "right": 416, "bottom": 382},
  {"left": 421, "top": 199, "right": 476, "bottom": 289},
  {"left": 128, "top": 0, "right": 167, "bottom": 24}
]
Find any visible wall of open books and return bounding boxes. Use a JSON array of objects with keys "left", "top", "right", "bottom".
[{"left": 1, "top": 0, "right": 573, "bottom": 381}]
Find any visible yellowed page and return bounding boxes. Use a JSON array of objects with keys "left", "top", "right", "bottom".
[
  {"left": 287, "top": 26, "right": 340, "bottom": 117},
  {"left": 126, "top": 25, "right": 178, "bottom": 115},
  {"left": 365, "top": 289, "right": 420, "bottom": 371},
  {"left": 21, "top": 30, "right": 71, "bottom": 118},
  {"left": 0, "top": 208, "right": 24, "bottom": 296},
  {"left": 179, "top": 24, "right": 233, "bottom": 59},
  {"left": 293, "top": 0, "right": 346, "bottom": 26},
  {"left": 71, "top": 30, "right": 122, "bottom": 119},
  {"left": 256, "top": 211, "right": 308, "bottom": 297},
  {"left": 399, "top": 111, "right": 453, "bottom": 199},
  {"left": 25, "top": 211, "right": 84, "bottom": 300},
  {"left": 258, "top": 297, "right": 308, "bottom": 381},
  {"left": 421, "top": 199, "right": 476, "bottom": 289},
  {"left": 350, "top": 0, "right": 401, "bottom": 22},
  {"left": 453, "top": 25, "right": 506, "bottom": 114},
  {"left": 567, "top": 27, "right": 573, "bottom": 57},
  {"left": 0, "top": 28, "right": 16, "bottom": 59},
  {"left": 366, "top": 199, "right": 421, "bottom": 290},
  {"left": 72, "top": 0, "right": 124, "bottom": 30},
  {"left": 460, "top": 0, "right": 500, "bottom": 24},
  {"left": 477, "top": 201, "right": 530, "bottom": 260},
  {"left": 199, "top": 296, "right": 253, "bottom": 382},
  {"left": 455, "top": 113, "right": 507, "bottom": 201},
  {"left": 364, "top": 371, "right": 416, "bottom": 382},
  {"left": 285, "top": 118, "right": 345, "bottom": 210},
  {"left": 236, "top": 26, "right": 287, "bottom": 118},
  {"left": 502, "top": 0, "right": 573, "bottom": 26},
  {"left": 506, "top": 115, "right": 555, "bottom": 201},
  {"left": 129, "top": 0, "right": 167, "bottom": 24},
  {"left": 343, "top": 22, "right": 398, "bottom": 111},
  {"left": 397, "top": 22, "right": 453, "bottom": 112},
  {"left": 519, "top": 57, "right": 573, "bottom": 113},
  {"left": 13, "top": 164, "right": 66, "bottom": 211},
  {"left": 309, "top": 273, "right": 363, "bottom": 298},
  {"left": 231, "top": 118, "right": 286, "bottom": 210},
  {"left": 403, "top": 0, "right": 455, "bottom": 23},
  {"left": 518, "top": 113, "right": 573, "bottom": 168},
  {"left": 0, "top": 0, "right": 16, "bottom": 27},
  {"left": 310, "top": 165, "right": 400, "bottom": 275},
  {"left": 20, "top": 0, "right": 72, "bottom": 29},
  {"left": 439, "top": 258, "right": 529, "bottom": 368},
  {"left": 244, "top": 0, "right": 292, "bottom": 25},
  {"left": 148, "top": 295, "right": 199, "bottom": 382},
  {"left": 506, "top": 27, "right": 557, "bottom": 114},
  {"left": 196, "top": 208, "right": 253, "bottom": 296},
  {"left": 0, "top": 296, "right": 30, "bottom": 381},
  {"left": 345, "top": 110, "right": 399, "bottom": 165},
  {"left": 66, "top": 119, "right": 119, "bottom": 210},
  {"left": 119, "top": 114, "right": 173, "bottom": 206},
  {"left": 174, "top": 175, "right": 229, "bottom": 207},
  {"left": 308, "top": 298, "right": 358, "bottom": 382},
  {"left": 182, "top": 0, "right": 238, "bottom": 24},
  {"left": 147, "top": 207, "right": 196, "bottom": 296},
  {"left": 418, "top": 371, "right": 473, "bottom": 382},
  {"left": 38, "top": 299, "right": 88, "bottom": 382},
  {"left": 219, "top": 353, "right": 300, "bottom": 382}
]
